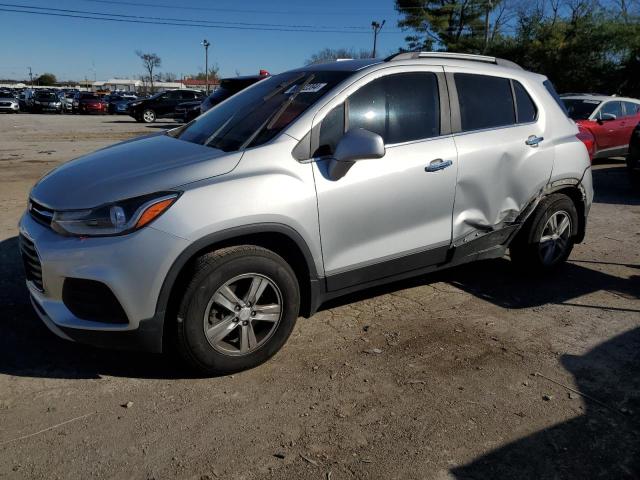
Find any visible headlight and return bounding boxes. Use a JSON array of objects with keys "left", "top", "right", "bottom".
[{"left": 51, "top": 192, "right": 180, "bottom": 237}]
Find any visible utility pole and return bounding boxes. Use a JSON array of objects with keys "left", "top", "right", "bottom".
[
  {"left": 28, "top": 66, "right": 33, "bottom": 87},
  {"left": 371, "top": 20, "right": 385, "bottom": 58},
  {"left": 201, "top": 39, "right": 211, "bottom": 94},
  {"left": 484, "top": 0, "right": 493, "bottom": 53}
]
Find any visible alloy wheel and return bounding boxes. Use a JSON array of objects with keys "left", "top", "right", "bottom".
[
  {"left": 538, "top": 210, "right": 571, "bottom": 265},
  {"left": 203, "top": 273, "right": 283, "bottom": 356},
  {"left": 143, "top": 110, "right": 155, "bottom": 123}
]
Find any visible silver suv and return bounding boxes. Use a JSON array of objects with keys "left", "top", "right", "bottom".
[{"left": 19, "top": 53, "right": 593, "bottom": 374}]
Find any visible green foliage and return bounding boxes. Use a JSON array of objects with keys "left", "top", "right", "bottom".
[
  {"left": 395, "top": 0, "right": 640, "bottom": 96},
  {"left": 395, "top": 0, "right": 499, "bottom": 52},
  {"left": 192, "top": 64, "right": 220, "bottom": 82},
  {"left": 36, "top": 73, "right": 56, "bottom": 85}
]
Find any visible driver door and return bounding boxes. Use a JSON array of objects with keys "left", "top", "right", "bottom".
[{"left": 311, "top": 68, "right": 458, "bottom": 291}]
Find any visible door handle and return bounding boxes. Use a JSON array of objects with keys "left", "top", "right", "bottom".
[
  {"left": 525, "top": 135, "right": 544, "bottom": 147},
  {"left": 425, "top": 158, "right": 453, "bottom": 172}
]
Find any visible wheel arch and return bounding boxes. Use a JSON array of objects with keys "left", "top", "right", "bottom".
[
  {"left": 156, "top": 224, "right": 322, "bottom": 352},
  {"left": 545, "top": 181, "right": 587, "bottom": 244}
]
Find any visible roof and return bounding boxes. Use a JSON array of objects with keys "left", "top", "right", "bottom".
[
  {"left": 561, "top": 95, "right": 640, "bottom": 103},
  {"left": 296, "top": 58, "right": 382, "bottom": 72}
]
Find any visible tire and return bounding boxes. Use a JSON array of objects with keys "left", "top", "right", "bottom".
[
  {"left": 626, "top": 139, "right": 640, "bottom": 187},
  {"left": 509, "top": 193, "right": 578, "bottom": 272},
  {"left": 175, "top": 246, "right": 300, "bottom": 375},
  {"left": 142, "top": 109, "right": 156, "bottom": 123}
]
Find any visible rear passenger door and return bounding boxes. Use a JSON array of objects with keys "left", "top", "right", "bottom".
[
  {"left": 311, "top": 67, "right": 459, "bottom": 291},
  {"left": 621, "top": 101, "right": 640, "bottom": 147},
  {"left": 445, "top": 69, "right": 554, "bottom": 245}
]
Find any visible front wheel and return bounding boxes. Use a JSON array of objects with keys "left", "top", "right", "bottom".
[
  {"left": 175, "top": 246, "right": 300, "bottom": 375},
  {"left": 142, "top": 109, "right": 156, "bottom": 123},
  {"left": 627, "top": 137, "right": 640, "bottom": 186},
  {"left": 510, "top": 193, "right": 578, "bottom": 272}
]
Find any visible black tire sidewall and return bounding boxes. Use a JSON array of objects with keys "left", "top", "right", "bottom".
[
  {"left": 178, "top": 250, "right": 300, "bottom": 374},
  {"left": 511, "top": 194, "right": 578, "bottom": 271}
]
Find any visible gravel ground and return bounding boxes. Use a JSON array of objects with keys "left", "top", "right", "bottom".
[{"left": 0, "top": 113, "right": 638, "bottom": 480}]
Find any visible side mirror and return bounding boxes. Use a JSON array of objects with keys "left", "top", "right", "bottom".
[{"left": 327, "top": 128, "right": 385, "bottom": 180}]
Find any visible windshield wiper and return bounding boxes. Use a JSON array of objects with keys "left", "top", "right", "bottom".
[
  {"left": 263, "top": 72, "right": 306, "bottom": 102},
  {"left": 239, "top": 74, "right": 316, "bottom": 151}
]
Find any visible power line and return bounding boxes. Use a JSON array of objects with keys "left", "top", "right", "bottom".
[
  {"left": 0, "top": 3, "right": 407, "bottom": 34},
  {"left": 78, "top": 0, "right": 419, "bottom": 16},
  {"left": 0, "top": 1, "right": 374, "bottom": 30}
]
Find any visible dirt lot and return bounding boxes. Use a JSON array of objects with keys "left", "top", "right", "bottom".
[{"left": 0, "top": 113, "right": 638, "bottom": 480}]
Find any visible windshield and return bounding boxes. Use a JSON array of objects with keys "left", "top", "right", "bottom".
[
  {"left": 36, "top": 93, "right": 57, "bottom": 101},
  {"left": 177, "top": 70, "right": 350, "bottom": 152},
  {"left": 562, "top": 98, "right": 601, "bottom": 120},
  {"left": 80, "top": 94, "right": 100, "bottom": 100}
]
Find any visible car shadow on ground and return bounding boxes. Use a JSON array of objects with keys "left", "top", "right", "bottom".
[
  {"left": 0, "top": 236, "right": 192, "bottom": 380},
  {"left": 591, "top": 164, "right": 640, "bottom": 206},
  {"left": 450, "top": 326, "right": 640, "bottom": 479},
  {"left": 104, "top": 120, "right": 178, "bottom": 129}
]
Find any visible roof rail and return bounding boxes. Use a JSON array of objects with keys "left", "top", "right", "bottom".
[{"left": 385, "top": 51, "right": 523, "bottom": 70}]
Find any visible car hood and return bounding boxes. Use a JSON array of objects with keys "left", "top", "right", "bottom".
[{"left": 31, "top": 133, "right": 242, "bottom": 210}]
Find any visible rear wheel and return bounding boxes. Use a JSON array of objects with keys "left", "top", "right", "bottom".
[
  {"left": 510, "top": 193, "right": 578, "bottom": 272},
  {"left": 175, "top": 246, "right": 300, "bottom": 375},
  {"left": 627, "top": 135, "right": 640, "bottom": 186}
]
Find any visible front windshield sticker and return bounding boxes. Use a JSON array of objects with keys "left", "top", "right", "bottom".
[{"left": 285, "top": 82, "right": 327, "bottom": 94}]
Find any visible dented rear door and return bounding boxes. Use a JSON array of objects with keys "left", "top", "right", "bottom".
[{"left": 445, "top": 69, "right": 554, "bottom": 244}]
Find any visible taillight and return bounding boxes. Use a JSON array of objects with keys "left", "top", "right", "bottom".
[{"left": 576, "top": 126, "right": 595, "bottom": 162}]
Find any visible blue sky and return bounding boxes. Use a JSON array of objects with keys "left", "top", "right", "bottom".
[{"left": 0, "top": 0, "right": 408, "bottom": 81}]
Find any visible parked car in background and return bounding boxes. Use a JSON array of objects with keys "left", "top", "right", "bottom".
[
  {"left": 128, "top": 89, "right": 204, "bottom": 123},
  {"left": 627, "top": 122, "right": 640, "bottom": 184},
  {"left": 20, "top": 53, "right": 593, "bottom": 374},
  {"left": 176, "top": 73, "right": 270, "bottom": 123},
  {"left": 0, "top": 94, "right": 20, "bottom": 113},
  {"left": 72, "top": 92, "right": 107, "bottom": 114},
  {"left": 562, "top": 95, "right": 640, "bottom": 160},
  {"left": 32, "top": 91, "right": 63, "bottom": 113},
  {"left": 106, "top": 94, "right": 137, "bottom": 114},
  {"left": 18, "top": 89, "right": 35, "bottom": 111},
  {"left": 59, "top": 91, "right": 75, "bottom": 113}
]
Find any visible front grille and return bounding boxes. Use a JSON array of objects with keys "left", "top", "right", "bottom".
[
  {"left": 0, "top": 102, "right": 11, "bottom": 107},
  {"left": 29, "top": 199, "right": 54, "bottom": 227},
  {"left": 19, "top": 234, "right": 44, "bottom": 291}
]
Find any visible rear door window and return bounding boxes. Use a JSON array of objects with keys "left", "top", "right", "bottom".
[
  {"left": 347, "top": 72, "right": 440, "bottom": 145},
  {"left": 454, "top": 73, "right": 515, "bottom": 131},
  {"left": 623, "top": 101, "right": 640, "bottom": 117}
]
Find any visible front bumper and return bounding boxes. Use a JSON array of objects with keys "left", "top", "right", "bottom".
[
  {"left": 0, "top": 104, "right": 19, "bottom": 112},
  {"left": 19, "top": 212, "right": 188, "bottom": 352}
]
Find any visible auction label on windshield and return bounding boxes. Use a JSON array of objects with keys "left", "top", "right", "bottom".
[{"left": 285, "top": 83, "right": 327, "bottom": 94}]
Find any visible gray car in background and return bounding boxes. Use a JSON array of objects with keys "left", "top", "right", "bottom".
[
  {"left": 0, "top": 95, "right": 20, "bottom": 113},
  {"left": 19, "top": 53, "right": 593, "bottom": 374}
]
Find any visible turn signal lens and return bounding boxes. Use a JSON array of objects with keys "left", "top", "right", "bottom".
[{"left": 135, "top": 198, "right": 176, "bottom": 229}]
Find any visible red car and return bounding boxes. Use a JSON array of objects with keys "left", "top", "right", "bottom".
[
  {"left": 72, "top": 92, "right": 107, "bottom": 114},
  {"left": 562, "top": 95, "right": 640, "bottom": 160}
]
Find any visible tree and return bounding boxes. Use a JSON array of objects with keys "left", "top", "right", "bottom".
[
  {"left": 135, "top": 51, "right": 161, "bottom": 93},
  {"left": 395, "top": 0, "right": 503, "bottom": 52},
  {"left": 193, "top": 64, "right": 220, "bottom": 83},
  {"left": 161, "top": 72, "right": 178, "bottom": 82},
  {"left": 36, "top": 73, "right": 56, "bottom": 85},
  {"left": 305, "top": 48, "right": 372, "bottom": 65}
]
